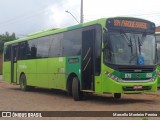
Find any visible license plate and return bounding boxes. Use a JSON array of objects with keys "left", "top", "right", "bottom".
[{"left": 133, "top": 85, "right": 143, "bottom": 89}]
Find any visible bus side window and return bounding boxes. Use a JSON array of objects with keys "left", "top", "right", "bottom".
[
  {"left": 49, "top": 34, "right": 63, "bottom": 57},
  {"left": 27, "top": 40, "right": 37, "bottom": 59},
  {"left": 63, "top": 29, "right": 82, "bottom": 56},
  {"left": 4, "top": 45, "right": 11, "bottom": 61},
  {"left": 19, "top": 42, "right": 27, "bottom": 60},
  {"left": 31, "top": 45, "right": 37, "bottom": 59},
  {"left": 36, "top": 37, "right": 50, "bottom": 58},
  {"left": 94, "top": 25, "right": 102, "bottom": 75}
]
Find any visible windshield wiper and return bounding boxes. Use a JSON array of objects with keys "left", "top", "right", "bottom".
[
  {"left": 138, "top": 34, "right": 146, "bottom": 55},
  {"left": 129, "top": 37, "right": 133, "bottom": 55},
  {"left": 129, "top": 54, "right": 137, "bottom": 63},
  {"left": 130, "top": 35, "right": 145, "bottom": 64},
  {"left": 139, "top": 34, "right": 146, "bottom": 46},
  {"left": 120, "top": 33, "right": 130, "bottom": 45},
  {"left": 103, "top": 42, "right": 108, "bottom": 52},
  {"left": 138, "top": 36, "right": 141, "bottom": 55},
  {"left": 120, "top": 33, "right": 133, "bottom": 55}
]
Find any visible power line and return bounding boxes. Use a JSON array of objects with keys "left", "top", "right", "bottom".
[
  {"left": 0, "top": 4, "right": 51, "bottom": 28},
  {"left": 83, "top": 12, "right": 160, "bottom": 24},
  {"left": 84, "top": 11, "right": 160, "bottom": 18},
  {"left": 123, "top": 12, "right": 160, "bottom": 17},
  {"left": 0, "top": 3, "right": 51, "bottom": 25}
]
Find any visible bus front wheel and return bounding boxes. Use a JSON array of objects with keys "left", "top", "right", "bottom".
[
  {"left": 72, "top": 77, "right": 83, "bottom": 101},
  {"left": 20, "top": 74, "right": 33, "bottom": 91},
  {"left": 114, "top": 93, "right": 121, "bottom": 99}
]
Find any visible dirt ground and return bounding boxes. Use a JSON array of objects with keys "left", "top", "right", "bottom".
[{"left": 0, "top": 76, "right": 160, "bottom": 120}]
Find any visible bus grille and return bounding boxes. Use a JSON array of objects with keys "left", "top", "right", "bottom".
[
  {"left": 123, "top": 86, "right": 152, "bottom": 91},
  {"left": 117, "top": 67, "right": 154, "bottom": 73},
  {"left": 121, "top": 78, "right": 153, "bottom": 82}
]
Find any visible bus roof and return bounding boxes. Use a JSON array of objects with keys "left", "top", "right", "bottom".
[
  {"left": 4, "top": 17, "right": 155, "bottom": 45},
  {"left": 4, "top": 18, "right": 106, "bottom": 45}
]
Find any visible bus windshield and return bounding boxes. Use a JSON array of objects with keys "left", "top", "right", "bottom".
[{"left": 104, "top": 32, "right": 155, "bottom": 65}]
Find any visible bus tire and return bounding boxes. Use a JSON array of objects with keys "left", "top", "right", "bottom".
[
  {"left": 20, "top": 74, "right": 33, "bottom": 91},
  {"left": 72, "top": 77, "right": 83, "bottom": 101},
  {"left": 114, "top": 93, "right": 121, "bottom": 99}
]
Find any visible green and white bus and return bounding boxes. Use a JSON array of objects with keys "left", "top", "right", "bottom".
[
  {"left": 3, "top": 17, "right": 157, "bottom": 100},
  {"left": 156, "top": 32, "right": 160, "bottom": 86}
]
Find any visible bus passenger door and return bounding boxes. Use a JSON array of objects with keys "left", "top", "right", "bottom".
[
  {"left": 82, "top": 29, "right": 95, "bottom": 90},
  {"left": 11, "top": 45, "right": 18, "bottom": 83}
]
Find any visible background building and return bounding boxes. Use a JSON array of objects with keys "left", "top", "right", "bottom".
[{"left": 156, "top": 26, "right": 160, "bottom": 32}]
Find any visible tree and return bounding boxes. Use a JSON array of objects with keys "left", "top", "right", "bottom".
[{"left": 0, "top": 32, "right": 17, "bottom": 54}]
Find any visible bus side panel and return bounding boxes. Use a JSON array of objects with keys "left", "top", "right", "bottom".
[
  {"left": 94, "top": 75, "right": 102, "bottom": 93},
  {"left": 17, "top": 60, "right": 37, "bottom": 85},
  {"left": 94, "top": 57, "right": 103, "bottom": 93},
  {"left": 36, "top": 59, "right": 48, "bottom": 88},
  {"left": 48, "top": 58, "right": 57, "bottom": 89},
  {"left": 3, "top": 61, "right": 11, "bottom": 83},
  {"left": 48, "top": 57, "right": 66, "bottom": 90},
  {"left": 66, "top": 56, "right": 81, "bottom": 87},
  {"left": 57, "top": 57, "right": 66, "bottom": 90}
]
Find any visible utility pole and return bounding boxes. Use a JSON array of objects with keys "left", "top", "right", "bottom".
[{"left": 80, "top": 0, "right": 83, "bottom": 23}]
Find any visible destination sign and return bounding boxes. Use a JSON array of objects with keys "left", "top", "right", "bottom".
[
  {"left": 114, "top": 19, "right": 147, "bottom": 29},
  {"left": 106, "top": 17, "right": 155, "bottom": 33}
]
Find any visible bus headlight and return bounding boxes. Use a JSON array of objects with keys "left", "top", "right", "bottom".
[
  {"left": 104, "top": 71, "right": 122, "bottom": 82},
  {"left": 156, "top": 70, "right": 160, "bottom": 75},
  {"left": 150, "top": 75, "right": 157, "bottom": 81}
]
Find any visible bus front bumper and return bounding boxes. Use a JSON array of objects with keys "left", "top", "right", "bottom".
[{"left": 101, "top": 77, "right": 158, "bottom": 94}]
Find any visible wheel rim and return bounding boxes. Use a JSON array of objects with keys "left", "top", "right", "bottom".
[{"left": 20, "top": 76, "right": 25, "bottom": 89}]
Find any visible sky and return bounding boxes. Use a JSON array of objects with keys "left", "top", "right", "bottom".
[{"left": 0, "top": 0, "right": 160, "bottom": 37}]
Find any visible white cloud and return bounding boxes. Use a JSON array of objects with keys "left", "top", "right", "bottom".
[
  {"left": 84, "top": 0, "right": 160, "bottom": 26},
  {"left": 45, "top": 0, "right": 160, "bottom": 28},
  {"left": 1, "top": 0, "right": 160, "bottom": 36},
  {"left": 46, "top": 0, "right": 80, "bottom": 28}
]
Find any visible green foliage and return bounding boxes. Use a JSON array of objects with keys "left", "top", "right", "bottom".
[{"left": 0, "top": 32, "right": 17, "bottom": 54}]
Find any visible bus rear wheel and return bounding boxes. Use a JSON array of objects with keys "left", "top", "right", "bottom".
[
  {"left": 114, "top": 93, "right": 121, "bottom": 99},
  {"left": 20, "top": 74, "right": 34, "bottom": 91},
  {"left": 72, "top": 77, "right": 83, "bottom": 101}
]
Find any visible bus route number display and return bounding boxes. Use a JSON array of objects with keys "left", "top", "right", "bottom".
[{"left": 114, "top": 19, "right": 147, "bottom": 29}]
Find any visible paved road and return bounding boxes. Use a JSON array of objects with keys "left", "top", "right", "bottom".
[{"left": 0, "top": 76, "right": 160, "bottom": 120}]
